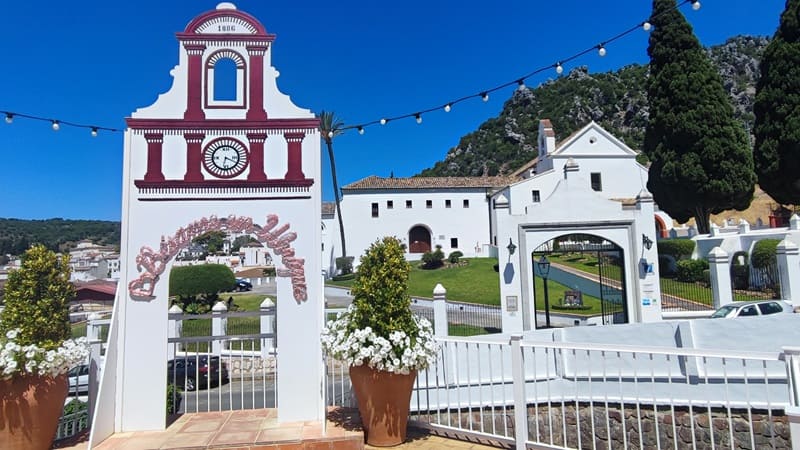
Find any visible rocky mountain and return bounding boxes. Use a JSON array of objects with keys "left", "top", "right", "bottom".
[{"left": 419, "top": 36, "right": 769, "bottom": 177}]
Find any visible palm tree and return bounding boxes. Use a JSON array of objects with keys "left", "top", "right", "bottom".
[{"left": 318, "top": 110, "right": 348, "bottom": 264}]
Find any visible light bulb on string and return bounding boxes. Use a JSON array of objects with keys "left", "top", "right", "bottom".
[
  {"left": 642, "top": 21, "right": 651, "bottom": 31},
  {"left": 91, "top": 127, "right": 98, "bottom": 137},
  {"left": 597, "top": 44, "right": 607, "bottom": 57},
  {"left": 481, "top": 92, "right": 489, "bottom": 102},
  {"left": 4, "top": 113, "right": 12, "bottom": 124},
  {"left": 327, "top": 131, "right": 334, "bottom": 138},
  {"left": 415, "top": 114, "right": 422, "bottom": 124},
  {"left": 692, "top": 1, "right": 700, "bottom": 10},
  {"left": 358, "top": 126, "right": 364, "bottom": 135},
  {"left": 380, "top": 118, "right": 387, "bottom": 125},
  {"left": 555, "top": 63, "right": 563, "bottom": 75},
  {"left": 517, "top": 79, "right": 525, "bottom": 90},
  {"left": 444, "top": 103, "right": 451, "bottom": 113},
  {"left": 51, "top": 120, "right": 60, "bottom": 131}
]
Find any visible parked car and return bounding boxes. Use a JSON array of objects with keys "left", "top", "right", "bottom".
[
  {"left": 710, "top": 300, "right": 794, "bottom": 319},
  {"left": 167, "top": 355, "right": 229, "bottom": 391},
  {"left": 234, "top": 278, "right": 253, "bottom": 292},
  {"left": 68, "top": 364, "right": 90, "bottom": 394}
]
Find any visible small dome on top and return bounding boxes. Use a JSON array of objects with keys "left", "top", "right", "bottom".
[{"left": 216, "top": 2, "right": 237, "bottom": 10}]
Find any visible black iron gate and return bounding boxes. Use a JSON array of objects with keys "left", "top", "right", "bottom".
[{"left": 532, "top": 234, "right": 628, "bottom": 328}]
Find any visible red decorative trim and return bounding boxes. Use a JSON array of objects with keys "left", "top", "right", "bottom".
[
  {"left": 284, "top": 132, "right": 305, "bottom": 181},
  {"left": 126, "top": 118, "right": 320, "bottom": 130},
  {"left": 184, "top": 47, "right": 206, "bottom": 121},
  {"left": 143, "top": 133, "right": 165, "bottom": 182},
  {"left": 129, "top": 214, "right": 307, "bottom": 302},
  {"left": 246, "top": 133, "right": 267, "bottom": 181},
  {"left": 183, "top": 133, "right": 206, "bottom": 182},
  {"left": 182, "top": 9, "right": 271, "bottom": 36},
  {"left": 134, "top": 179, "right": 313, "bottom": 189},
  {"left": 246, "top": 49, "right": 267, "bottom": 121},
  {"left": 204, "top": 49, "right": 248, "bottom": 110},
  {"left": 139, "top": 196, "right": 311, "bottom": 202}
]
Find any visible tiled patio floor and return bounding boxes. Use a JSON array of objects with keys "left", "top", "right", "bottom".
[{"left": 54, "top": 408, "right": 507, "bottom": 450}]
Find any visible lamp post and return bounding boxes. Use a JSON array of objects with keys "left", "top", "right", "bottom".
[{"left": 536, "top": 255, "right": 551, "bottom": 328}]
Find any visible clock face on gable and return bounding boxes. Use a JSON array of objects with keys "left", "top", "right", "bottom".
[{"left": 203, "top": 138, "right": 249, "bottom": 178}]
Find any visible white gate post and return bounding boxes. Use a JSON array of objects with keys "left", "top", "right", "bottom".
[
  {"left": 86, "top": 313, "right": 103, "bottom": 422},
  {"left": 708, "top": 247, "right": 733, "bottom": 309},
  {"left": 260, "top": 297, "right": 276, "bottom": 358},
  {"left": 167, "top": 304, "right": 183, "bottom": 360},
  {"left": 776, "top": 239, "right": 800, "bottom": 304},
  {"left": 211, "top": 301, "right": 227, "bottom": 356},
  {"left": 782, "top": 346, "right": 800, "bottom": 450},
  {"left": 432, "top": 284, "right": 448, "bottom": 337},
  {"left": 510, "top": 334, "right": 528, "bottom": 450}
]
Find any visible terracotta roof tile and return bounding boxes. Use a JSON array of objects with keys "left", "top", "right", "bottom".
[{"left": 343, "top": 175, "right": 513, "bottom": 190}]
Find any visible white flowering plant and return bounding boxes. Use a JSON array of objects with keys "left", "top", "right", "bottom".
[
  {"left": 0, "top": 329, "right": 89, "bottom": 380},
  {"left": 321, "top": 237, "right": 438, "bottom": 374},
  {"left": 0, "top": 245, "right": 90, "bottom": 380},
  {"left": 321, "top": 306, "right": 437, "bottom": 374}
]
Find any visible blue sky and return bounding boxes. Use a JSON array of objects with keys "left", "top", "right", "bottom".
[{"left": 0, "top": 0, "right": 785, "bottom": 221}]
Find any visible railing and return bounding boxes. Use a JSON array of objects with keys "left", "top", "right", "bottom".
[
  {"left": 167, "top": 304, "right": 277, "bottom": 415},
  {"left": 409, "top": 298, "right": 502, "bottom": 337},
  {"left": 326, "top": 335, "right": 796, "bottom": 449},
  {"left": 733, "top": 264, "right": 782, "bottom": 301},
  {"left": 660, "top": 276, "right": 714, "bottom": 312}
]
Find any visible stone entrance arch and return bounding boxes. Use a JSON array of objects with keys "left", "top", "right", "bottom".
[
  {"left": 408, "top": 225, "right": 432, "bottom": 253},
  {"left": 531, "top": 233, "right": 628, "bottom": 328}
]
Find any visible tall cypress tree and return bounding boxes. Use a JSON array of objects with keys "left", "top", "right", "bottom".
[
  {"left": 754, "top": 0, "right": 800, "bottom": 206},
  {"left": 643, "top": 0, "right": 755, "bottom": 234}
]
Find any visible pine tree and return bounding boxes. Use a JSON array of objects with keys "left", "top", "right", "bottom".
[
  {"left": 753, "top": 0, "right": 800, "bottom": 206},
  {"left": 643, "top": 0, "right": 755, "bottom": 234}
]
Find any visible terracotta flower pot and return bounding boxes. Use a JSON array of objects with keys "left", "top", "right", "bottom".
[
  {"left": 349, "top": 365, "right": 417, "bottom": 447},
  {"left": 0, "top": 374, "right": 70, "bottom": 450}
]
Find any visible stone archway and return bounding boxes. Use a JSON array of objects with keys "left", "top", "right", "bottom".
[{"left": 408, "top": 225, "right": 432, "bottom": 253}]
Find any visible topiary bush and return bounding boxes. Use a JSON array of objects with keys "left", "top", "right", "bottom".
[
  {"left": 676, "top": 259, "right": 709, "bottom": 283},
  {"left": 751, "top": 239, "right": 781, "bottom": 269},
  {"left": 0, "top": 244, "right": 73, "bottom": 350},
  {"left": 421, "top": 245, "right": 445, "bottom": 269},
  {"left": 169, "top": 264, "right": 235, "bottom": 313},
  {"left": 657, "top": 238, "right": 695, "bottom": 260},
  {"left": 448, "top": 251, "right": 464, "bottom": 264},
  {"left": 730, "top": 251, "right": 750, "bottom": 290}
]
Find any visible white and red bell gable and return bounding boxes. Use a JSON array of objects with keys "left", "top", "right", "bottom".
[{"left": 125, "top": 2, "right": 319, "bottom": 200}]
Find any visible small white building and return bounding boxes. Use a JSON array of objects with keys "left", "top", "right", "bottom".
[{"left": 333, "top": 175, "right": 511, "bottom": 267}]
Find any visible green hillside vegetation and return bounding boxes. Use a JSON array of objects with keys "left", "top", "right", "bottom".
[
  {"left": 420, "top": 36, "right": 768, "bottom": 177},
  {"left": 0, "top": 218, "right": 120, "bottom": 255}
]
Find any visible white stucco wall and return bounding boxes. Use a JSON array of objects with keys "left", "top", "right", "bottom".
[{"left": 338, "top": 188, "right": 494, "bottom": 264}]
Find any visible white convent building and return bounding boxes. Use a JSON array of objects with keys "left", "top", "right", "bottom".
[{"left": 321, "top": 119, "right": 674, "bottom": 274}]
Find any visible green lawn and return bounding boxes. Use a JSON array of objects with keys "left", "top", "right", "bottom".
[
  {"left": 329, "top": 258, "right": 501, "bottom": 306},
  {"left": 533, "top": 276, "right": 604, "bottom": 316},
  {"left": 546, "top": 252, "right": 622, "bottom": 282}
]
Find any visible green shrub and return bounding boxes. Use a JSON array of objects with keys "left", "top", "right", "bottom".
[
  {"left": 169, "top": 264, "right": 235, "bottom": 312},
  {"left": 658, "top": 255, "right": 677, "bottom": 278},
  {"left": 448, "top": 251, "right": 464, "bottom": 264},
  {"left": 730, "top": 251, "right": 750, "bottom": 290},
  {"left": 166, "top": 383, "right": 182, "bottom": 415},
  {"left": 332, "top": 273, "right": 356, "bottom": 281},
  {"left": 0, "top": 244, "right": 73, "bottom": 350},
  {"left": 262, "top": 266, "right": 276, "bottom": 277},
  {"left": 676, "top": 259, "right": 709, "bottom": 283},
  {"left": 751, "top": 239, "right": 781, "bottom": 269},
  {"left": 657, "top": 239, "right": 695, "bottom": 260},
  {"left": 421, "top": 245, "right": 445, "bottom": 269},
  {"left": 62, "top": 399, "right": 89, "bottom": 429},
  {"left": 335, "top": 256, "right": 354, "bottom": 275}
]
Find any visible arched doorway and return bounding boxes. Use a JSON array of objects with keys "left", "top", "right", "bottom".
[
  {"left": 654, "top": 215, "right": 667, "bottom": 238},
  {"left": 531, "top": 233, "right": 628, "bottom": 328},
  {"left": 408, "top": 225, "right": 431, "bottom": 253}
]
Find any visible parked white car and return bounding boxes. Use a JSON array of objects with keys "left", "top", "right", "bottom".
[{"left": 710, "top": 300, "right": 793, "bottom": 319}]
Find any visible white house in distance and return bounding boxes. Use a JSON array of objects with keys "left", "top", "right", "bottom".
[{"left": 323, "top": 120, "right": 673, "bottom": 275}]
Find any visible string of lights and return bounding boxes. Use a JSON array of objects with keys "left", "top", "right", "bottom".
[
  {"left": 1, "top": 110, "right": 121, "bottom": 137},
  {"left": 341, "top": 0, "right": 700, "bottom": 136},
  {"left": 2, "top": 0, "right": 700, "bottom": 139}
]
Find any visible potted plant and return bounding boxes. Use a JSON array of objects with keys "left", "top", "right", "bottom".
[
  {"left": 322, "top": 236, "right": 437, "bottom": 447},
  {"left": 0, "top": 245, "right": 89, "bottom": 450}
]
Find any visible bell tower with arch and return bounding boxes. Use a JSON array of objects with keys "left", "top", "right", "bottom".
[{"left": 93, "top": 3, "right": 323, "bottom": 438}]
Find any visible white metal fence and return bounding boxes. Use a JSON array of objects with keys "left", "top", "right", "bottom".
[{"left": 327, "top": 335, "right": 797, "bottom": 449}]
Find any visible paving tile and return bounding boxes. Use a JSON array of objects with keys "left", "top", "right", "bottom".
[
  {"left": 208, "top": 429, "right": 260, "bottom": 446},
  {"left": 179, "top": 418, "right": 229, "bottom": 433},
  {"left": 329, "top": 438, "right": 364, "bottom": 450},
  {"left": 303, "top": 441, "right": 332, "bottom": 450},
  {"left": 220, "top": 417, "right": 265, "bottom": 432},
  {"left": 256, "top": 426, "right": 304, "bottom": 443},
  {"left": 159, "top": 430, "right": 215, "bottom": 448}
]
